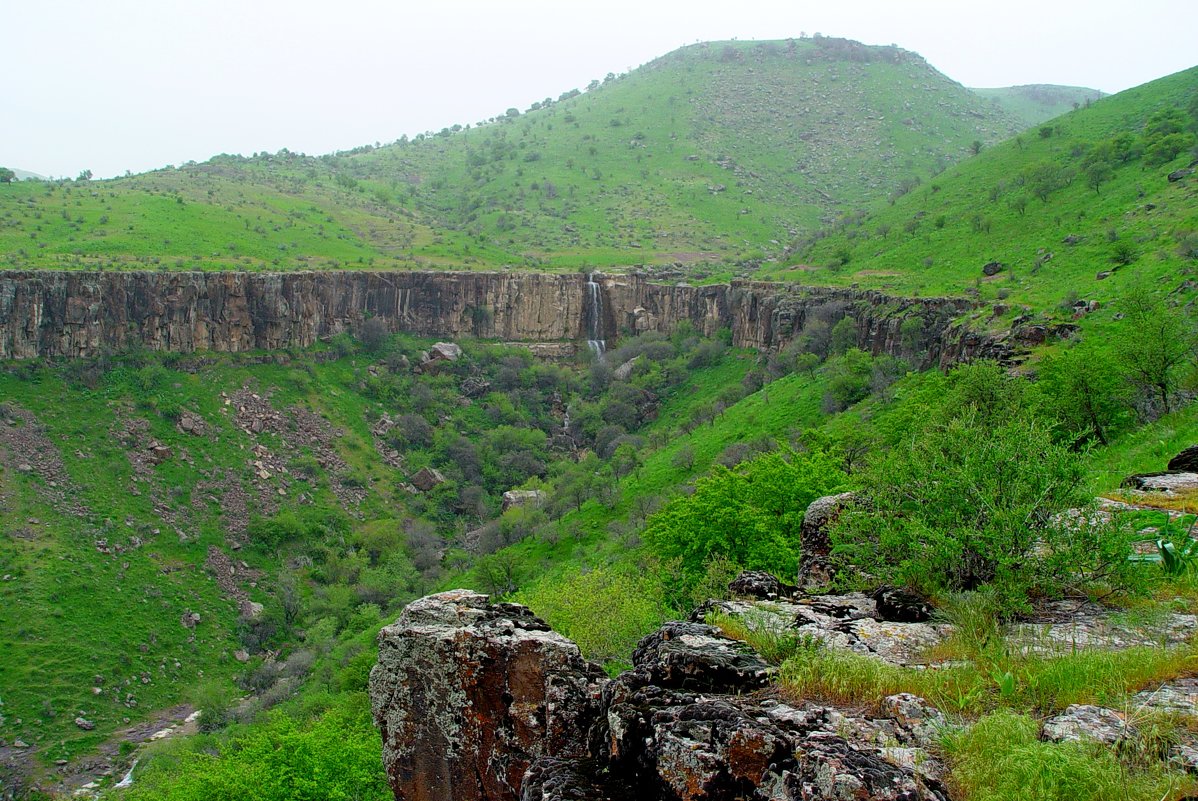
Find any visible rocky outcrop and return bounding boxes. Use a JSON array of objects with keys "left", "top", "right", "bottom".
[
  {"left": 369, "top": 590, "right": 607, "bottom": 801},
  {"left": 796, "top": 492, "right": 855, "bottom": 590},
  {"left": 372, "top": 590, "right": 951, "bottom": 801},
  {"left": 0, "top": 270, "right": 1000, "bottom": 367}
]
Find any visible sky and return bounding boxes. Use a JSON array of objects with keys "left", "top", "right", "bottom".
[{"left": 2, "top": 0, "right": 1194, "bottom": 179}]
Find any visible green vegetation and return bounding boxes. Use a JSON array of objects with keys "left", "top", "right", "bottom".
[
  {"left": 1, "top": 34, "right": 1196, "bottom": 801},
  {"left": 943, "top": 710, "right": 1192, "bottom": 801},
  {"left": 764, "top": 66, "right": 1198, "bottom": 313},
  {"left": 122, "top": 696, "right": 389, "bottom": 801},
  {"left": 831, "top": 363, "right": 1144, "bottom": 610},
  {"left": 643, "top": 447, "right": 844, "bottom": 586}
]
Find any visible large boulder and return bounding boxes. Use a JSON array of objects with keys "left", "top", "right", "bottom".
[
  {"left": 629, "top": 621, "right": 773, "bottom": 692},
  {"left": 502, "top": 489, "right": 547, "bottom": 512},
  {"left": 369, "top": 590, "right": 607, "bottom": 801},
  {"left": 797, "top": 492, "right": 855, "bottom": 590},
  {"left": 1168, "top": 446, "right": 1198, "bottom": 473},
  {"left": 409, "top": 466, "right": 447, "bottom": 492},
  {"left": 430, "top": 342, "right": 464, "bottom": 361}
]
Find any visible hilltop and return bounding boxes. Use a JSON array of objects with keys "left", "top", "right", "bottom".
[
  {"left": 756, "top": 64, "right": 1198, "bottom": 318},
  {"left": 0, "top": 37, "right": 1082, "bottom": 274}
]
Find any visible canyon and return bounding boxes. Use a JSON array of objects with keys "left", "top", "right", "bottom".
[{"left": 0, "top": 270, "right": 1030, "bottom": 366}]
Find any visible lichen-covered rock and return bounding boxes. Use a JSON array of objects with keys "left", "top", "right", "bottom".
[
  {"left": 369, "top": 590, "right": 607, "bottom": 801},
  {"left": 797, "top": 492, "right": 855, "bottom": 589},
  {"left": 879, "top": 694, "right": 948, "bottom": 749},
  {"left": 630, "top": 622, "right": 773, "bottom": 692},
  {"left": 728, "top": 571, "right": 795, "bottom": 601},
  {"left": 1042, "top": 705, "right": 1129, "bottom": 745},
  {"left": 789, "top": 732, "right": 948, "bottom": 801},
  {"left": 520, "top": 758, "right": 620, "bottom": 801}
]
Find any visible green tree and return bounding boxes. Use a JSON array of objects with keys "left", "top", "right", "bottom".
[
  {"left": 1037, "top": 346, "right": 1131, "bottom": 445},
  {"left": 1085, "top": 161, "right": 1112, "bottom": 193},
  {"left": 1114, "top": 287, "right": 1196, "bottom": 414},
  {"left": 828, "top": 316, "right": 858, "bottom": 355},
  {"left": 831, "top": 363, "right": 1140, "bottom": 610},
  {"left": 0, "top": 167, "right": 14, "bottom": 184}
]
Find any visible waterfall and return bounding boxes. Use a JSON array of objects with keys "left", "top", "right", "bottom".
[
  {"left": 114, "top": 759, "right": 139, "bottom": 789},
  {"left": 585, "top": 273, "right": 605, "bottom": 359}
]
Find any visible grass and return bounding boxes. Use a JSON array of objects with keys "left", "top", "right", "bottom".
[
  {"left": 943, "top": 709, "right": 1195, "bottom": 801},
  {"left": 765, "top": 623, "right": 1198, "bottom": 717}
]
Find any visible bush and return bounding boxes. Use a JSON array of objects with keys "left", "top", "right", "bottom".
[
  {"left": 831, "top": 363, "right": 1143, "bottom": 610},
  {"left": 191, "top": 680, "right": 236, "bottom": 734},
  {"left": 643, "top": 447, "right": 846, "bottom": 586},
  {"left": 516, "top": 564, "right": 673, "bottom": 665}
]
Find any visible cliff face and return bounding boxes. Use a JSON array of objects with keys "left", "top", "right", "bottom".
[{"left": 0, "top": 270, "right": 992, "bottom": 366}]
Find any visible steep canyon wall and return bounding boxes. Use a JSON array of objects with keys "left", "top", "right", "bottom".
[{"left": 0, "top": 270, "right": 994, "bottom": 366}]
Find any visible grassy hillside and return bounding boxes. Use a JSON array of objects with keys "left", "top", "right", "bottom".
[
  {"left": 0, "top": 37, "right": 1057, "bottom": 275},
  {"left": 972, "top": 84, "right": 1105, "bottom": 129},
  {"left": 0, "top": 327, "right": 771, "bottom": 793},
  {"left": 759, "top": 65, "right": 1198, "bottom": 316}
]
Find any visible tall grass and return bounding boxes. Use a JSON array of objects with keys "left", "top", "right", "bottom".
[{"left": 943, "top": 710, "right": 1194, "bottom": 801}]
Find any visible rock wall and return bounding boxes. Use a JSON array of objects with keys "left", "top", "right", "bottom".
[{"left": 0, "top": 270, "right": 993, "bottom": 366}]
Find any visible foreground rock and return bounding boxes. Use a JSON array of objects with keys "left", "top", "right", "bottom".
[
  {"left": 373, "top": 590, "right": 950, "bottom": 801},
  {"left": 369, "top": 590, "right": 606, "bottom": 801},
  {"left": 1120, "top": 471, "right": 1198, "bottom": 493}
]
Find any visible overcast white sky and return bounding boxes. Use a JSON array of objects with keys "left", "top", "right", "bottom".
[{"left": 3, "top": 0, "right": 1194, "bottom": 179}]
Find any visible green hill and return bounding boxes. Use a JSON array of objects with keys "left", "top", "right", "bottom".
[
  {"left": 0, "top": 37, "right": 1065, "bottom": 274},
  {"left": 971, "top": 84, "right": 1106, "bottom": 129},
  {"left": 758, "top": 65, "right": 1198, "bottom": 313}
]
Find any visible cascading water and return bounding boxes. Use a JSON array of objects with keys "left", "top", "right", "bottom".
[{"left": 584, "top": 273, "right": 606, "bottom": 359}]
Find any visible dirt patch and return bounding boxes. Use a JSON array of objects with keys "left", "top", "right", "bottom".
[
  {"left": 112, "top": 413, "right": 197, "bottom": 539},
  {"left": 227, "top": 386, "right": 365, "bottom": 509},
  {"left": 196, "top": 469, "right": 252, "bottom": 547},
  {"left": 0, "top": 405, "right": 88, "bottom": 517},
  {"left": 205, "top": 546, "right": 263, "bottom": 618}
]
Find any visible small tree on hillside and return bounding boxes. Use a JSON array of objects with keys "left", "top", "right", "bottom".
[
  {"left": 1115, "top": 287, "right": 1196, "bottom": 415},
  {"left": 1037, "top": 345, "right": 1131, "bottom": 445},
  {"left": 0, "top": 167, "right": 14, "bottom": 184}
]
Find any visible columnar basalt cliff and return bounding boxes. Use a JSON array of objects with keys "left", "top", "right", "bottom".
[{"left": 0, "top": 270, "right": 1002, "bottom": 366}]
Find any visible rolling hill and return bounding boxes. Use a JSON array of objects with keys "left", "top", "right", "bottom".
[
  {"left": 0, "top": 36, "right": 1086, "bottom": 275},
  {"left": 756, "top": 65, "right": 1198, "bottom": 316},
  {"left": 971, "top": 84, "right": 1106, "bottom": 129}
]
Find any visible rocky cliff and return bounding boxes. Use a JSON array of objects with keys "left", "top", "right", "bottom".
[{"left": 0, "top": 270, "right": 1003, "bottom": 366}]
